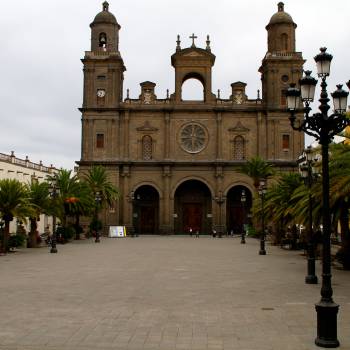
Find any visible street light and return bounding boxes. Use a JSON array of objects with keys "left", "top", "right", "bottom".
[
  {"left": 258, "top": 180, "right": 267, "bottom": 255},
  {"left": 94, "top": 191, "right": 102, "bottom": 243},
  {"left": 215, "top": 191, "right": 225, "bottom": 238},
  {"left": 286, "top": 47, "right": 349, "bottom": 348},
  {"left": 299, "top": 146, "right": 318, "bottom": 284},
  {"left": 241, "top": 189, "right": 246, "bottom": 244},
  {"left": 130, "top": 191, "right": 140, "bottom": 237},
  {"left": 48, "top": 181, "right": 60, "bottom": 254}
]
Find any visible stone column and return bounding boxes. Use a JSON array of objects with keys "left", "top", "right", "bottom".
[
  {"left": 124, "top": 110, "right": 130, "bottom": 160},
  {"left": 164, "top": 112, "right": 170, "bottom": 160},
  {"left": 216, "top": 111, "right": 223, "bottom": 160},
  {"left": 161, "top": 166, "right": 172, "bottom": 234}
]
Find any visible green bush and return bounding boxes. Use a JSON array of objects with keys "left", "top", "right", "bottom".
[
  {"left": 89, "top": 218, "right": 102, "bottom": 232},
  {"left": 56, "top": 226, "right": 75, "bottom": 243},
  {"left": 8, "top": 233, "right": 26, "bottom": 249}
]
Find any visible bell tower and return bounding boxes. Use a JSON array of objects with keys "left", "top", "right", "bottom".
[
  {"left": 81, "top": 1, "right": 125, "bottom": 110},
  {"left": 80, "top": 2, "right": 126, "bottom": 162},
  {"left": 259, "top": 2, "right": 304, "bottom": 109}
]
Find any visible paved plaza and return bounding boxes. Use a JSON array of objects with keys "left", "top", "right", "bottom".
[{"left": 0, "top": 236, "right": 349, "bottom": 350}]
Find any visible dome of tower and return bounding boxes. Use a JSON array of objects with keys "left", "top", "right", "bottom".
[
  {"left": 92, "top": 1, "right": 117, "bottom": 25},
  {"left": 268, "top": 2, "right": 295, "bottom": 25}
]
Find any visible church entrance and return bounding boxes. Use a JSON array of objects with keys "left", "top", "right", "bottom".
[
  {"left": 226, "top": 186, "right": 252, "bottom": 234},
  {"left": 174, "top": 180, "right": 212, "bottom": 234},
  {"left": 132, "top": 185, "right": 159, "bottom": 234}
]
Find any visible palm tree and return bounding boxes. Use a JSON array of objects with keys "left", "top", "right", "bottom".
[
  {"left": 27, "top": 181, "right": 50, "bottom": 248},
  {"left": 47, "top": 169, "right": 81, "bottom": 228},
  {"left": 239, "top": 156, "right": 274, "bottom": 189},
  {"left": 259, "top": 172, "right": 303, "bottom": 244},
  {"left": 0, "top": 179, "right": 32, "bottom": 254},
  {"left": 328, "top": 143, "right": 350, "bottom": 269},
  {"left": 68, "top": 181, "right": 94, "bottom": 239},
  {"left": 83, "top": 166, "right": 119, "bottom": 236}
]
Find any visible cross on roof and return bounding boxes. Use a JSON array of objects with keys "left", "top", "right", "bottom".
[{"left": 189, "top": 33, "right": 197, "bottom": 48}]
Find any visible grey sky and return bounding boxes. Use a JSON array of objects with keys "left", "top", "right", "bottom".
[{"left": 1, "top": 0, "right": 349, "bottom": 170}]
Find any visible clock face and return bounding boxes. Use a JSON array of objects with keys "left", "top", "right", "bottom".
[{"left": 97, "top": 89, "right": 106, "bottom": 98}]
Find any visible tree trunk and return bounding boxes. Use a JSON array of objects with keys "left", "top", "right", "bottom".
[
  {"left": 0, "top": 220, "right": 10, "bottom": 254},
  {"left": 27, "top": 218, "right": 38, "bottom": 248},
  {"left": 74, "top": 214, "right": 81, "bottom": 240}
]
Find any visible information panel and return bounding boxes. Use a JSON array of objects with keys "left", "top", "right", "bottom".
[{"left": 109, "top": 226, "right": 126, "bottom": 238}]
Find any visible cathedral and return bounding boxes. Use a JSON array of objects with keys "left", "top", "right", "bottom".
[{"left": 77, "top": 1, "right": 305, "bottom": 235}]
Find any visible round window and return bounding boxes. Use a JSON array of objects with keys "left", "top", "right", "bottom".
[
  {"left": 281, "top": 75, "right": 289, "bottom": 83},
  {"left": 179, "top": 123, "right": 207, "bottom": 154}
]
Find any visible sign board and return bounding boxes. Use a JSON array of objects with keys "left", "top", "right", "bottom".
[{"left": 109, "top": 226, "right": 126, "bottom": 238}]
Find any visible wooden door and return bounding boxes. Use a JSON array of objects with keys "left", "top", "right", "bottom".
[
  {"left": 183, "top": 203, "right": 202, "bottom": 233},
  {"left": 140, "top": 206, "right": 156, "bottom": 234},
  {"left": 228, "top": 206, "right": 244, "bottom": 234}
]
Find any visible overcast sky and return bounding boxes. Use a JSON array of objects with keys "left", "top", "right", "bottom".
[{"left": 1, "top": 0, "right": 349, "bottom": 170}]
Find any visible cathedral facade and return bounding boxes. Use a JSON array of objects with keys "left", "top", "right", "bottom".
[{"left": 78, "top": 2, "right": 305, "bottom": 235}]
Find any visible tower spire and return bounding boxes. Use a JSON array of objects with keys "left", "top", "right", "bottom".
[{"left": 103, "top": 1, "right": 109, "bottom": 11}]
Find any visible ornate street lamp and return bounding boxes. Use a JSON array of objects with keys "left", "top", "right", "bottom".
[
  {"left": 215, "top": 191, "right": 225, "bottom": 238},
  {"left": 94, "top": 191, "right": 102, "bottom": 243},
  {"left": 286, "top": 47, "right": 349, "bottom": 348},
  {"left": 299, "top": 146, "right": 318, "bottom": 284},
  {"left": 241, "top": 189, "right": 246, "bottom": 244},
  {"left": 48, "top": 181, "right": 60, "bottom": 254},
  {"left": 258, "top": 180, "right": 267, "bottom": 255}
]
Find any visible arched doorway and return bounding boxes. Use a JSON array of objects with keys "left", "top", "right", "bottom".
[
  {"left": 132, "top": 185, "right": 159, "bottom": 234},
  {"left": 174, "top": 180, "right": 212, "bottom": 234},
  {"left": 226, "top": 186, "right": 252, "bottom": 234}
]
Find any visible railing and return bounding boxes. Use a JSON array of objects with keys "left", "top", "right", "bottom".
[{"left": 0, "top": 152, "right": 54, "bottom": 173}]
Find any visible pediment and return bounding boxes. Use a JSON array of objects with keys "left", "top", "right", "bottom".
[
  {"left": 136, "top": 120, "right": 158, "bottom": 132},
  {"left": 228, "top": 121, "right": 250, "bottom": 132}
]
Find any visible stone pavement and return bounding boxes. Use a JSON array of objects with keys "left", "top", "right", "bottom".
[{"left": 0, "top": 236, "right": 349, "bottom": 350}]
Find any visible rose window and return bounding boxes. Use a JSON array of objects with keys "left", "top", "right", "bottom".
[{"left": 180, "top": 123, "right": 207, "bottom": 153}]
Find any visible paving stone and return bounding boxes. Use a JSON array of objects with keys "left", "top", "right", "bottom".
[{"left": 0, "top": 236, "right": 349, "bottom": 349}]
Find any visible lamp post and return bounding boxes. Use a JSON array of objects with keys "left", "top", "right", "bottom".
[
  {"left": 258, "top": 180, "right": 267, "bottom": 255},
  {"left": 241, "top": 189, "right": 246, "bottom": 244},
  {"left": 130, "top": 191, "right": 140, "bottom": 237},
  {"left": 286, "top": 47, "right": 349, "bottom": 348},
  {"left": 48, "top": 181, "right": 59, "bottom": 254},
  {"left": 215, "top": 191, "right": 225, "bottom": 238},
  {"left": 94, "top": 191, "right": 102, "bottom": 243},
  {"left": 299, "top": 146, "right": 319, "bottom": 285}
]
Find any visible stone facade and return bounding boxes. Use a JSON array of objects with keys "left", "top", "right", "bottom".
[{"left": 77, "top": 2, "right": 305, "bottom": 235}]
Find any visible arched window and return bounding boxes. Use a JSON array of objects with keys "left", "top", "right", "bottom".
[
  {"left": 181, "top": 78, "right": 204, "bottom": 101},
  {"left": 281, "top": 33, "right": 288, "bottom": 51},
  {"left": 142, "top": 135, "right": 152, "bottom": 160},
  {"left": 233, "top": 135, "right": 245, "bottom": 160},
  {"left": 99, "top": 32, "right": 107, "bottom": 50}
]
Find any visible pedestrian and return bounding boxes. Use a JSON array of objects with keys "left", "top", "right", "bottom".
[
  {"left": 196, "top": 230, "right": 199, "bottom": 238},
  {"left": 212, "top": 229, "right": 216, "bottom": 238},
  {"left": 189, "top": 227, "right": 193, "bottom": 237}
]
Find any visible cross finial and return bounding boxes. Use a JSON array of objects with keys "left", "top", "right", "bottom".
[
  {"left": 189, "top": 33, "right": 197, "bottom": 48},
  {"left": 176, "top": 35, "right": 181, "bottom": 52}
]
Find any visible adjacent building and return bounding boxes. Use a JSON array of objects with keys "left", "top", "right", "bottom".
[{"left": 0, "top": 151, "right": 56, "bottom": 234}]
